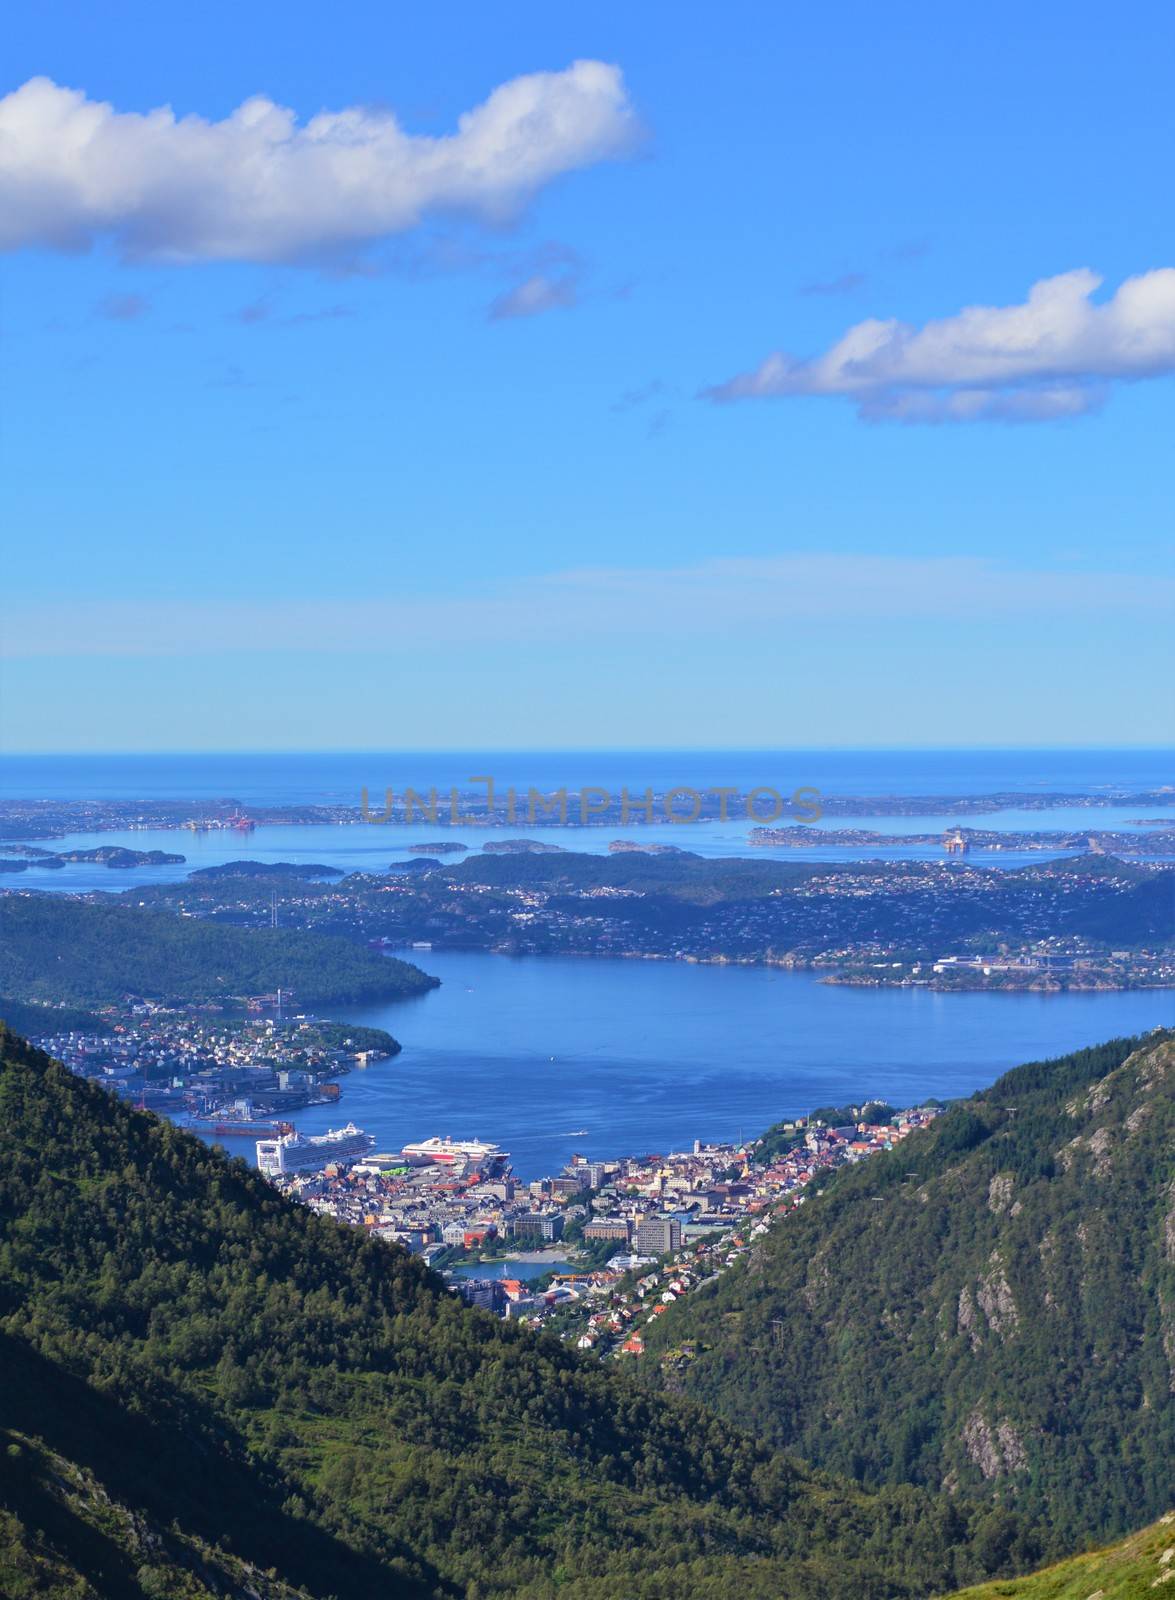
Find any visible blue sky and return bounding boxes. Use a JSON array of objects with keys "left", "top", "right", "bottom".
[{"left": 2, "top": 0, "right": 1173, "bottom": 751}]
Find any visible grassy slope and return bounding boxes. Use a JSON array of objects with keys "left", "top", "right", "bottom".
[{"left": 950, "top": 1511, "right": 1175, "bottom": 1599}]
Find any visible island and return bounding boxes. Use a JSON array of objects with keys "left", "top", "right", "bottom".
[
  {"left": 189, "top": 859, "right": 344, "bottom": 880},
  {"left": 52, "top": 846, "right": 187, "bottom": 867},
  {"left": 2, "top": 848, "right": 176, "bottom": 871},
  {"left": 608, "top": 840, "right": 697, "bottom": 855},
  {"left": 482, "top": 838, "right": 569, "bottom": 854}
]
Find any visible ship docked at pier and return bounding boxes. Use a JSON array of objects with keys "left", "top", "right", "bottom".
[
  {"left": 256, "top": 1122, "right": 374, "bottom": 1177},
  {"left": 400, "top": 1136, "right": 508, "bottom": 1172}
]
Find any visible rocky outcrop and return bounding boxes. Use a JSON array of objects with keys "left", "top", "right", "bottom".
[
  {"left": 975, "top": 1253, "right": 1019, "bottom": 1336},
  {"left": 961, "top": 1411, "right": 1028, "bottom": 1479}
]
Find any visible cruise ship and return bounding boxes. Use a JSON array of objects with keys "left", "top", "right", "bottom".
[
  {"left": 400, "top": 1136, "right": 507, "bottom": 1170},
  {"left": 256, "top": 1122, "right": 374, "bottom": 1177}
]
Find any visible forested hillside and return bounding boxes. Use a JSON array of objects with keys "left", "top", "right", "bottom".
[
  {"left": 0, "top": 1028, "right": 1042, "bottom": 1600},
  {"left": 0, "top": 995, "right": 111, "bottom": 1036},
  {"left": 0, "top": 893, "right": 436, "bottom": 1007},
  {"left": 646, "top": 1032, "right": 1175, "bottom": 1547}
]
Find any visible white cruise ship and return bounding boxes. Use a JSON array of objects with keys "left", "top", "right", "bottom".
[
  {"left": 401, "top": 1136, "right": 507, "bottom": 1168},
  {"left": 256, "top": 1122, "right": 374, "bottom": 1177}
]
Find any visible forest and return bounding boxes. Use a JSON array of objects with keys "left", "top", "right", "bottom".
[
  {"left": 645, "top": 1031, "right": 1175, "bottom": 1547},
  {"left": 0, "top": 1026, "right": 1044, "bottom": 1600},
  {"left": 0, "top": 894, "right": 437, "bottom": 1008}
]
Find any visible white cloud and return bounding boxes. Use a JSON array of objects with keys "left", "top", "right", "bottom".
[
  {"left": 489, "top": 272, "right": 578, "bottom": 320},
  {"left": 0, "top": 64, "right": 637, "bottom": 264},
  {"left": 5, "top": 554, "right": 1172, "bottom": 659},
  {"left": 706, "top": 268, "right": 1175, "bottom": 422}
]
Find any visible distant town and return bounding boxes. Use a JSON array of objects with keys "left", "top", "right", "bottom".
[{"left": 31, "top": 1009, "right": 398, "bottom": 1131}]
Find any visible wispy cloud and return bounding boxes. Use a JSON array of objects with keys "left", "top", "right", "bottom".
[
  {"left": 285, "top": 304, "right": 354, "bottom": 328},
  {"left": 489, "top": 271, "right": 578, "bottom": 320},
  {"left": 231, "top": 300, "right": 355, "bottom": 328},
  {"left": 882, "top": 238, "right": 930, "bottom": 262},
  {"left": 611, "top": 380, "right": 665, "bottom": 413},
  {"left": 0, "top": 64, "right": 638, "bottom": 265},
  {"left": 7, "top": 554, "right": 1171, "bottom": 659},
  {"left": 706, "top": 268, "right": 1175, "bottom": 423},
  {"left": 204, "top": 364, "right": 253, "bottom": 390},
  {"left": 95, "top": 292, "right": 149, "bottom": 321},
  {"left": 799, "top": 272, "right": 866, "bottom": 297}
]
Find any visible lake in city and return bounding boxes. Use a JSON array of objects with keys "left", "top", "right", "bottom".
[{"left": 446, "top": 1259, "right": 570, "bottom": 1282}]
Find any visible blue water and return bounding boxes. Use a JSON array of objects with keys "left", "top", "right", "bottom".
[
  {"left": 4, "top": 749, "right": 1173, "bottom": 805},
  {"left": 208, "top": 950, "right": 1173, "bottom": 1180},
  {"left": 4, "top": 746, "right": 1173, "bottom": 893},
  {"left": 9, "top": 811, "right": 1173, "bottom": 894}
]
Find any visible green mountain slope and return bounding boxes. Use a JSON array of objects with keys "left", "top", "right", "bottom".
[
  {"left": 0, "top": 892, "right": 436, "bottom": 1007},
  {"left": 646, "top": 1031, "right": 1175, "bottom": 1548},
  {"left": 0, "top": 1027, "right": 1041, "bottom": 1600},
  {"left": 0, "top": 996, "right": 112, "bottom": 1036},
  {"left": 949, "top": 1510, "right": 1175, "bottom": 1599}
]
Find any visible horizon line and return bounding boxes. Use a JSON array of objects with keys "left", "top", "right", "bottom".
[{"left": 2, "top": 745, "right": 1172, "bottom": 759}]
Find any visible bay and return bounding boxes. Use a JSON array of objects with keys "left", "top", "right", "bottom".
[{"left": 210, "top": 950, "right": 1174, "bottom": 1179}]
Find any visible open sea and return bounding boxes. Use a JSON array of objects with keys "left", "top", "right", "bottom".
[{"left": 4, "top": 748, "right": 1172, "bottom": 806}]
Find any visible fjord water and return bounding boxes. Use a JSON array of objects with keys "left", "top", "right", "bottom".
[
  {"left": 6, "top": 751, "right": 1171, "bottom": 1176},
  {"left": 212, "top": 949, "right": 1173, "bottom": 1179}
]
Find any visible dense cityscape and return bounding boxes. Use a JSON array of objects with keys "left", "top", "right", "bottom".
[{"left": 286, "top": 1106, "right": 941, "bottom": 1356}]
